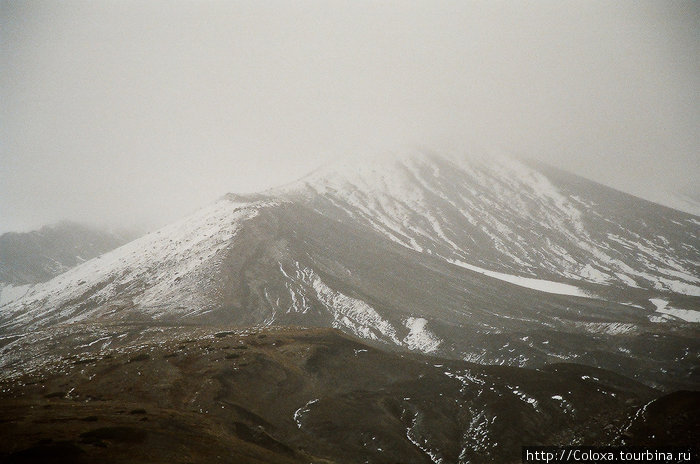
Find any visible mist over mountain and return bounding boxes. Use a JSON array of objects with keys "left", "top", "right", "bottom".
[{"left": 3, "top": 1, "right": 699, "bottom": 236}]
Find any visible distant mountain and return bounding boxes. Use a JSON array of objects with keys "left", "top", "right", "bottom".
[
  {"left": 2, "top": 151, "right": 697, "bottom": 391},
  {"left": 0, "top": 222, "right": 133, "bottom": 298}
]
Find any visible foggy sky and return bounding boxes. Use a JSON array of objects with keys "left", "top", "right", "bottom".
[{"left": 1, "top": 0, "right": 698, "bottom": 233}]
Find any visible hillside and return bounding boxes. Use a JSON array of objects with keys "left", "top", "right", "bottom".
[{"left": 2, "top": 326, "right": 684, "bottom": 464}]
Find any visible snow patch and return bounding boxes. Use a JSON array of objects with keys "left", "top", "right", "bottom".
[
  {"left": 403, "top": 317, "right": 441, "bottom": 353},
  {"left": 508, "top": 386, "right": 539, "bottom": 409},
  {"left": 293, "top": 398, "right": 318, "bottom": 429},
  {"left": 580, "top": 264, "right": 610, "bottom": 283},
  {"left": 579, "top": 322, "right": 637, "bottom": 335},
  {"left": 0, "top": 284, "right": 31, "bottom": 306},
  {"left": 649, "top": 298, "right": 700, "bottom": 323},
  {"left": 309, "top": 268, "right": 400, "bottom": 344},
  {"left": 448, "top": 258, "right": 591, "bottom": 298}
]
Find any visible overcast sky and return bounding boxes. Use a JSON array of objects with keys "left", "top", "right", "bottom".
[{"left": 1, "top": 0, "right": 698, "bottom": 233}]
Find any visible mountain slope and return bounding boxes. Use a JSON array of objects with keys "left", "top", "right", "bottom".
[{"left": 282, "top": 152, "right": 699, "bottom": 296}]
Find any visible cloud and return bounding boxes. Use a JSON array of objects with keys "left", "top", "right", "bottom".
[{"left": 1, "top": 1, "right": 698, "bottom": 232}]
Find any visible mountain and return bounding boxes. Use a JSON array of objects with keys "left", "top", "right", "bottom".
[
  {"left": 1, "top": 151, "right": 697, "bottom": 393},
  {"left": 0, "top": 222, "right": 133, "bottom": 305}
]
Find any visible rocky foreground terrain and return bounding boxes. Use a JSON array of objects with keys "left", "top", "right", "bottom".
[{"left": 0, "top": 325, "right": 697, "bottom": 464}]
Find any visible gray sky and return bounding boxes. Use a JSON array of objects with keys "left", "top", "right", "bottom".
[{"left": 2, "top": 0, "right": 698, "bottom": 233}]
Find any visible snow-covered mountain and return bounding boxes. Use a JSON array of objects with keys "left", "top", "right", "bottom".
[
  {"left": 282, "top": 152, "right": 699, "bottom": 296},
  {"left": 1, "top": 151, "right": 698, "bottom": 390}
]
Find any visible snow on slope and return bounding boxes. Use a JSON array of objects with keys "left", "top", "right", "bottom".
[
  {"left": 447, "top": 258, "right": 591, "bottom": 298},
  {"left": 283, "top": 151, "right": 700, "bottom": 297},
  {"left": 0, "top": 198, "right": 279, "bottom": 331},
  {"left": 649, "top": 298, "right": 700, "bottom": 323},
  {"left": 311, "top": 269, "right": 401, "bottom": 344},
  {"left": 0, "top": 284, "right": 30, "bottom": 306},
  {"left": 278, "top": 260, "right": 400, "bottom": 343},
  {"left": 277, "top": 261, "right": 444, "bottom": 351},
  {"left": 403, "top": 317, "right": 441, "bottom": 353}
]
